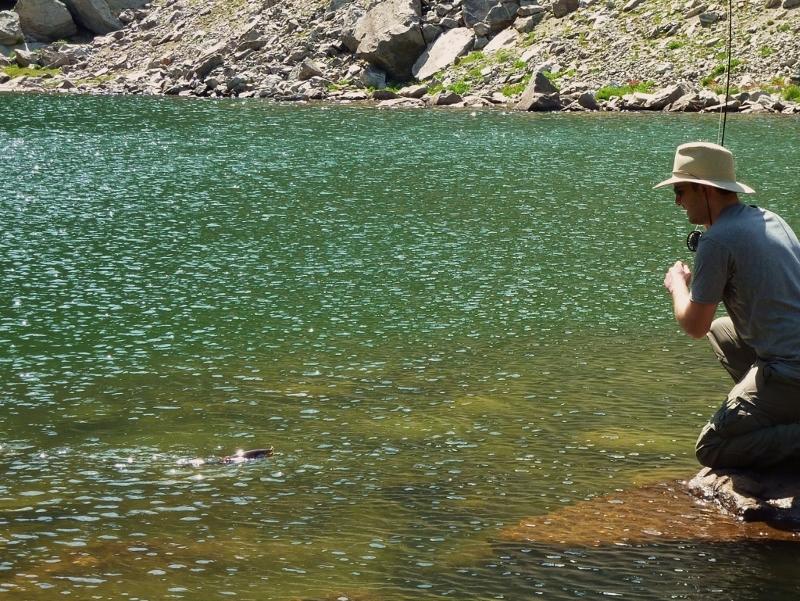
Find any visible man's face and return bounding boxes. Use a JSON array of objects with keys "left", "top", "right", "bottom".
[{"left": 673, "top": 183, "right": 707, "bottom": 225}]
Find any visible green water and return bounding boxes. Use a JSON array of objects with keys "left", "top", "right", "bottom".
[{"left": 2, "top": 94, "right": 800, "bottom": 600}]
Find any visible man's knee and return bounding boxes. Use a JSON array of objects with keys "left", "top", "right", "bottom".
[{"left": 695, "top": 424, "right": 724, "bottom": 468}]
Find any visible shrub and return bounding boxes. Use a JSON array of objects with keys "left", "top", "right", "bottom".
[
  {"left": 458, "top": 51, "right": 485, "bottom": 66},
  {"left": 783, "top": 85, "right": 800, "bottom": 102},
  {"left": 501, "top": 74, "right": 531, "bottom": 97},
  {"left": 700, "top": 59, "right": 743, "bottom": 87},
  {"left": 595, "top": 81, "right": 655, "bottom": 101},
  {"left": 759, "top": 46, "right": 774, "bottom": 58},
  {"left": 667, "top": 40, "right": 684, "bottom": 50},
  {"left": 448, "top": 80, "right": 471, "bottom": 95}
]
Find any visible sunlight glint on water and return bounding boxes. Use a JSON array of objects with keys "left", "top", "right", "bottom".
[{"left": 2, "top": 95, "right": 800, "bottom": 600}]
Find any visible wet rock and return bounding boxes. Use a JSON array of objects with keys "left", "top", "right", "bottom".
[
  {"left": 359, "top": 64, "right": 386, "bottom": 88},
  {"left": 412, "top": 26, "right": 473, "bottom": 80},
  {"left": 688, "top": 467, "right": 800, "bottom": 524},
  {"left": 576, "top": 90, "right": 599, "bottom": 109},
  {"left": 502, "top": 480, "right": 800, "bottom": 547},
  {"left": 0, "top": 10, "right": 24, "bottom": 45},
  {"left": 15, "top": 0, "right": 78, "bottom": 42},
  {"left": 353, "top": 0, "right": 425, "bottom": 80}
]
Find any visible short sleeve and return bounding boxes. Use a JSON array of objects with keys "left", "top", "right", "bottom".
[{"left": 690, "top": 236, "right": 730, "bottom": 305}]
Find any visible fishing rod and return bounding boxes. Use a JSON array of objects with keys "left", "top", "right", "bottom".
[{"left": 687, "top": 0, "right": 734, "bottom": 253}]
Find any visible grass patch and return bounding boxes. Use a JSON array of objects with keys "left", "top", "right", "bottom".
[
  {"left": 783, "top": 85, "right": 800, "bottom": 102},
  {"left": 700, "top": 59, "right": 743, "bottom": 87},
  {"left": 427, "top": 81, "right": 445, "bottom": 95},
  {"left": 501, "top": 74, "right": 532, "bottom": 97},
  {"left": 448, "top": 79, "right": 471, "bottom": 95},
  {"left": 458, "top": 51, "right": 486, "bottom": 66},
  {"left": 667, "top": 39, "right": 684, "bottom": 50},
  {"left": 494, "top": 49, "right": 517, "bottom": 64},
  {"left": 326, "top": 78, "right": 351, "bottom": 92},
  {"left": 3, "top": 64, "right": 61, "bottom": 79},
  {"left": 596, "top": 81, "right": 655, "bottom": 101},
  {"left": 759, "top": 46, "right": 774, "bottom": 58}
]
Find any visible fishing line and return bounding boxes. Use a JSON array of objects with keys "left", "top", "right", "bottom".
[
  {"left": 690, "top": 0, "right": 734, "bottom": 253},
  {"left": 717, "top": 0, "right": 734, "bottom": 147}
]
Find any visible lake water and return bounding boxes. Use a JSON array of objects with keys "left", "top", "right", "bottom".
[{"left": 2, "top": 94, "right": 800, "bottom": 600}]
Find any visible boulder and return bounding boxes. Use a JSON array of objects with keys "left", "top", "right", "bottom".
[
  {"left": 353, "top": 0, "right": 425, "bottom": 80},
  {"left": 463, "top": 0, "right": 519, "bottom": 32},
  {"left": 552, "top": 0, "right": 578, "bottom": 18},
  {"left": 482, "top": 27, "right": 517, "bottom": 53},
  {"left": 359, "top": 64, "right": 387, "bottom": 88},
  {"left": 688, "top": 467, "right": 800, "bottom": 524},
  {"left": 412, "top": 26, "right": 473, "bottom": 80},
  {"left": 643, "top": 83, "right": 690, "bottom": 110},
  {"left": 290, "top": 58, "right": 324, "bottom": 81},
  {"left": 62, "top": 0, "right": 121, "bottom": 34},
  {"left": 105, "top": 0, "right": 148, "bottom": 15},
  {"left": 576, "top": 91, "right": 599, "bottom": 110},
  {"left": 0, "top": 10, "right": 24, "bottom": 45},
  {"left": 15, "top": 0, "right": 78, "bottom": 42},
  {"left": 431, "top": 90, "right": 462, "bottom": 105},
  {"left": 515, "top": 90, "right": 561, "bottom": 111},
  {"left": 784, "top": 0, "right": 800, "bottom": 7},
  {"left": 398, "top": 82, "right": 427, "bottom": 97}
]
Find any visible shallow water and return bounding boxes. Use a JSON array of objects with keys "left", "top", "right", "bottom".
[{"left": 2, "top": 94, "right": 800, "bottom": 600}]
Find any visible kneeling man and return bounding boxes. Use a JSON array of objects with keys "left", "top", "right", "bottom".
[{"left": 657, "top": 142, "right": 800, "bottom": 468}]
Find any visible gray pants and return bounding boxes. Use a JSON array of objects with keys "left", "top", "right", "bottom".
[{"left": 695, "top": 317, "right": 800, "bottom": 468}]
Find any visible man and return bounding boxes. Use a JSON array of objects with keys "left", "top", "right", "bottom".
[{"left": 656, "top": 141, "right": 800, "bottom": 469}]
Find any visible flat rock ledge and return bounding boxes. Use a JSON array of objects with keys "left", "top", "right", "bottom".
[{"left": 688, "top": 466, "right": 800, "bottom": 524}]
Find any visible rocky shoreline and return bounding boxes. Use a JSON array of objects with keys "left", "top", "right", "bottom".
[{"left": 1, "top": 0, "right": 799, "bottom": 114}]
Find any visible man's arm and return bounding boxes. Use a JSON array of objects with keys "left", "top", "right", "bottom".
[{"left": 663, "top": 261, "right": 717, "bottom": 338}]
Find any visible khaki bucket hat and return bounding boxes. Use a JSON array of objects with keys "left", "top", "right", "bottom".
[{"left": 653, "top": 141, "right": 755, "bottom": 194}]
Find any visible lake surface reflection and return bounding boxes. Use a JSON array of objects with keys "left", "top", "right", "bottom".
[{"left": 2, "top": 95, "right": 800, "bottom": 600}]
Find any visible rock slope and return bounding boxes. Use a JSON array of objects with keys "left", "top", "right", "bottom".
[{"left": 1, "top": 0, "right": 799, "bottom": 112}]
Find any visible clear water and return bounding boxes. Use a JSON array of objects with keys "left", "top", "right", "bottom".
[{"left": 2, "top": 94, "right": 800, "bottom": 600}]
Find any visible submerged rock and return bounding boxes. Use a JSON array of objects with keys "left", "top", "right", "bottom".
[
  {"left": 688, "top": 466, "right": 800, "bottom": 524},
  {"left": 502, "top": 480, "right": 800, "bottom": 547}
]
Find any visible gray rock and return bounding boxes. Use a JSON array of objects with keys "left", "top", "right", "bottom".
[
  {"left": 372, "top": 88, "right": 397, "bottom": 99},
  {"left": 644, "top": 83, "right": 690, "bottom": 110},
  {"left": 412, "top": 26, "right": 473, "bottom": 80},
  {"left": 0, "top": 10, "right": 24, "bottom": 46},
  {"left": 513, "top": 14, "right": 541, "bottom": 32},
  {"left": 15, "top": 0, "right": 78, "bottom": 42},
  {"left": 398, "top": 82, "right": 427, "bottom": 97},
  {"left": 783, "top": 0, "right": 800, "bottom": 7},
  {"left": 577, "top": 91, "right": 599, "bottom": 110},
  {"left": 105, "top": 0, "right": 148, "bottom": 15},
  {"left": 764, "top": 0, "right": 781, "bottom": 7},
  {"left": 463, "top": 0, "right": 519, "bottom": 32},
  {"left": 482, "top": 27, "right": 517, "bottom": 53},
  {"left": 515, "top": 90, "right": 561, "bottom": 110},
  {"left": 422, "top": 23, "right": 442, "bottom": 44},
  {"left": 290, "top": 58, "right": 324, "bottom": 81},
  {"left": 698, "top": 10, "right": 724, "bottom": 26},
  {"left": 622, "top": 0, "right": 644, "bottom": 10},
  {"left": 431, "top": 90, "right": 462, "bottom": 104},
  {"left": 353, "top": 0, "right": 425, "bottom": 80},
  {"left": 472, "top": 21, "right": 491, "bottom": 36},
  {"left": 359, "top": 64, "right": 386, "bottom": 88},
  {"left": 552, "top": 0, "right": 579, "bottom": 18},
  {"left": 688, "top": 467, "right": 800, "bottom": 524},
  {"left": 62, "top": 0, "right": 122, "bottom": 34},
  {"left": 14, "top": 47, "right": 36, "bottom": 66}
]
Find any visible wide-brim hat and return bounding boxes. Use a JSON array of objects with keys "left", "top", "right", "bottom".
[{"left": 653, "top": 141, "right": 755, "bottom": 194}]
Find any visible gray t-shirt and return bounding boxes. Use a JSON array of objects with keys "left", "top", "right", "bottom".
[{"left": 691, "top": 203, "right": 800, "bottom": 379}]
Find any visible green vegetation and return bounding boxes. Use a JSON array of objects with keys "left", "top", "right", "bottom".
[
  {"left": 457, "top": 51, "right": 486, "bottom": 66},
  {"left": 777, "top": 22, "right": 791, "bottom": 33},
  {"left": 667, "top": 39, "right": 684, "bottom": 50},
  {"left": 784, "top": 85, "right": 800, "bottom": 102},
  {"left": 501, "top": 74, "right": 532, "bottom": 97},
  {"left": 759, "top": 46, "right": 774, "bottom": 58},
  {"left": 595, "top": 81, "right": 655, "bottom": 101},
  {"left": 3, "top": 65, "right": 61, "bottom": 79},
  {"left": 427, "top": 81, "right": 445, "bottom": 95},
  {"left": 326, "top": 78, "right": 351, "bottom": 92},
  {"left": 448, "top": 79, "right": 471, "bottom": 95},
  {"left": 700, "top": 59, "right": 743, "bottom": 87}
]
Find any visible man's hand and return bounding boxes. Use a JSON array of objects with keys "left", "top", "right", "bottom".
[
  {"left": 663, "top": 260, "right": 716, "bottom": 338},
  {"left": 664, "top": 260, "right": 691, "bottom": 294}
]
